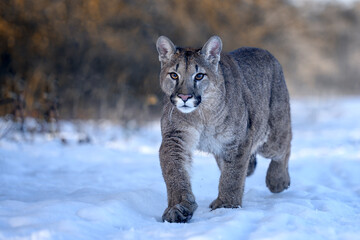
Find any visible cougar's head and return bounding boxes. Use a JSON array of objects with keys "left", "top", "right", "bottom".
[{"left": 156, "top": 36, "right": 222, "bottom": 114}]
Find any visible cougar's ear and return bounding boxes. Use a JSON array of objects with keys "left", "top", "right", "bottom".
[
  {"left": 156, "top": 36, "right": 176, "bottom": 63},
  {"left": 201, "top": 36, "right": 222, "bottom": 66}
]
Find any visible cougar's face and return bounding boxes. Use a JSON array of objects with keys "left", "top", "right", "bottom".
[
  {"left": 157, "top": 36, "right": 222, "bottom": 114},
  {"left": 161, "top": 50, "right": 212, "bottom": 113}
]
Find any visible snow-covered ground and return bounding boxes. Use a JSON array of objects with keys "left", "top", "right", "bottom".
[{"left": 0, "top": 97, "right": 360, "bottom": 240}]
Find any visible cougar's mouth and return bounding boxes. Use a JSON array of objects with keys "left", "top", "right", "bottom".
[
  {"left": 170, "top": 95, "right": 201, "bottom": 114},
  {"left": 178, "top": 105, "right": 196, "bottom": 113}
]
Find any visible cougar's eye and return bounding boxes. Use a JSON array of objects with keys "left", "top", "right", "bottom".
[
  {"left": 169, "top": 72, "right": 179, "bottom": 80},
  {"left": 195, "top": 73, "right": 205, "bottom": 81}
]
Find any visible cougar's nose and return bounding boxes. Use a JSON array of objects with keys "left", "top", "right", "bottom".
[{"left": 177, "top": 93, "right": 193, "bottom": 102}]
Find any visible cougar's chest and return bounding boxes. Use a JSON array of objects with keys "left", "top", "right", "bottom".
[{"left": 197, "top": 124, "right": 233, "bottom": 155}]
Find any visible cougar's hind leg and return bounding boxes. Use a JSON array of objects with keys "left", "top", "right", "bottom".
[
  {"left": 259, "top": 125, "right": 292, "bottom": 193},
  {"left": 265, "top": 145, "right": 291, "bottom": 193},
  {"left": 247, "top": 154, "right": 257, "bottom": 177},
  {"left": 260, "top": 61, "right": 292, "bottom": 193}
]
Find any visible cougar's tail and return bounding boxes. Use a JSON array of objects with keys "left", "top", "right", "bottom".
[{"left": 247, "top": 154, "right": 257, "bottom": 177}]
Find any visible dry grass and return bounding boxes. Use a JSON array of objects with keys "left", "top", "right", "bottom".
[{"left": 1, "top": 0, "right": 360, "bottom": 123}]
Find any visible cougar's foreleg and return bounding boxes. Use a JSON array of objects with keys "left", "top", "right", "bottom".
[
  {"left": 159, "top": 129, "right": 198, "bottom": 223},
  {"left": 210, "top": 143, "right": 251, "bottom": 210}
]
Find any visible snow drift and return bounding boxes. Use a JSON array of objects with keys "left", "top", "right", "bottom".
[{"left": 0, "top": 98, "right": 359, "bottom": 240}]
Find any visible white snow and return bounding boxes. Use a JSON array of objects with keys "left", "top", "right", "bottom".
[{"left": 0, "top": 97, "right": 360, "bottom": 240}]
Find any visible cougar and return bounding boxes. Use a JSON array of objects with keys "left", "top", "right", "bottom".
[{"left": 156, "top": 36, "right": 292, "bottom": 223}]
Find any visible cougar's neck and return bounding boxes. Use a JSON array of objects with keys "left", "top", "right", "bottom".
[{"left": 195, "top": 71, "right": 227, "bottom": 126}]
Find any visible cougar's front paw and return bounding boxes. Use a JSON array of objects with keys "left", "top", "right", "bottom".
[
  {"left": 209, "top": 198, "right": 241, "bottom": 210},
  {"left": 162, "top": 201, "right": 198, "bottom": 223}
]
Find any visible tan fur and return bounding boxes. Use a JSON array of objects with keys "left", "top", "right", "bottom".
[{"left": 157, "top": 36, "right": 292, "bottom": 223}]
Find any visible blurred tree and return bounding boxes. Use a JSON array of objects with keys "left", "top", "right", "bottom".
[{"left": 0, "top": 0, "right": 359, "bottom": 123}]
